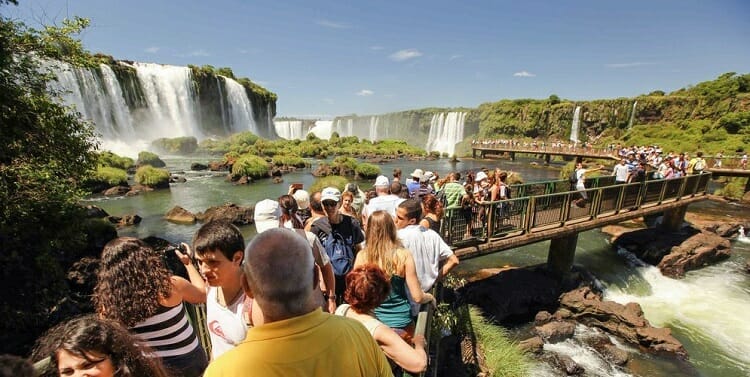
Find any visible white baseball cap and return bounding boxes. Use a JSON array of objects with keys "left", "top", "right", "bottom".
[
  {"left": 292, "top": 189, "right": 310, "bottom": 210},
  {"left": 321, "top": 187, "right": 341, "bottom": 203},
  {"left": 254, "top": 199, "right": 280, "bottom": 233},
  {"left": 475, "top": 171, "right": 488, "bottom": 181},
  {"left": 374, "top": 175, "right": 389, "bottom": 187}
]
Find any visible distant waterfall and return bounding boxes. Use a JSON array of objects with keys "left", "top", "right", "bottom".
[
  {"left": 223, "top": 76, "right": 258, "bottom": 135},
  {"left": 49, "top": 61, "right": 276, "bottom": 157},
  {"left": 425, "top": 112, "right": 466, "bottom": 156},
  {"left": 570, "top": 106, "right": 581, "bottom": 143},
  {"left": 274, "top": 120, "right": 307, "bottom": 140},
  {"left": 628, "top": 101, "right": 638, "bottom": 129},
  {"left": 310, "top": 120, "right": 333, "bottom": 139}
]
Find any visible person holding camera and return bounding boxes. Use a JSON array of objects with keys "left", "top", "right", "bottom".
[{"left": 93, "top": 237, "right": 208, "bottom": 377}]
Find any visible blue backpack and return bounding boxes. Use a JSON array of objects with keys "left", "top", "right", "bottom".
[{"left": 323, "top": 231, "right": 354, "bottom": 276}]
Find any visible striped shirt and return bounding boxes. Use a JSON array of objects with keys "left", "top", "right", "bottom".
[{"left": 131, "top": 303, "right": 201, "bottom": 359}]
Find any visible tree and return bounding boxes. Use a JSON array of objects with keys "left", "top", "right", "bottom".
[
  {"left": 548, "top": 94, "right": 560, "bottom": 104},
  {"left": 0, "top": 9, "right": 100, "bottom": 354}
]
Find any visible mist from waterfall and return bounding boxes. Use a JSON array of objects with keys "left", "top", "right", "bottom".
[
  {"left": 570, "top": 106, "right": 581, "bottom": 143},
  {"left": 425, "top": 112, "right": 466, "bottom": 156},
  {"left": 310, "top": 120, "right": 333, "bottom": 139},
  {"left": 628, "top": 101, "right": 638, "bottom": 129}
]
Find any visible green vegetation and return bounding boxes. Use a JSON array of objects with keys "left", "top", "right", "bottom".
[
  {"left": 231, "top": 154, "right": 270, "bottom": 179},
  {"left": 309, "top": 176, "right": 349, "bottom": 194},
  {"left": 188, "top": 64, "right": 277, "bottom": 103},
  {"left": 134, "top": 165, "right": 170, "bottom": 187},
  {"left": 96, "top": 150, "right": 134, "bottom": 170},
  {"left": 92, "top": 166, "right": 128, "bottom": 186},
  {"left": 355, "top": 162, "right": 381, "bottom": 178},
  {"left": 469, "top": 306, "right": 531, "bottom": 377},
  {"left": 0, "top": 10, "right": 102, "bottom": 354},
  {"left": 272, "top": 154, "right": 308, "bottom": 168},
  {"left": 137, "top": 150, "right": 166, "bottom": 167},
  {"left": 714, "top": 177, "right": 749, "bottom": 199},
  {"left": 151, "top": 136, "right": 198, "bottom": 154}
]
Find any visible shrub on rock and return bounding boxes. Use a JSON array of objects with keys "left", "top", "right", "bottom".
[
  {"left": 355, "top": 162, "right": 381, "bottom": 179},
  {"left": 134, "top": 165, "right": 170, "bottom": 188},
  {"left": 151, "top": 136, "right": 198, "bottom": 154},
  {"left": 309, "top": 176, "right": 349, "bottom": 194},
  {"left": 137, "top": 151, "right": 166, "bottom": 168},
  {"left": 97, "top": 151, "right": 134, "bottom": 170},
  {"left": 231, "top": 154, "right": 269, "bottom": 180}
]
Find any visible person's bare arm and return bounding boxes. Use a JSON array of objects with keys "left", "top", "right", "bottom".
[{"left": 374, "top": 326, "right": 427, "bottom": 373}]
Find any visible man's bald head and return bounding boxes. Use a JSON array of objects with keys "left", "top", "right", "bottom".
[{"left": 243, "top": 228, "right": 315, "bottom": 319}]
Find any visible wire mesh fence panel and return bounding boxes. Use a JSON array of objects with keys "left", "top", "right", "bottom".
[
  {"left": 531, "top": 193, "right": 566, "bottom": 228},
  {"left": 621, "top": 183, "right": 642, "bottom": 209},
  {"left": 663, "top": 179, "right": 683, "bottom": 201},
  {"left": 642, "top": 180, "right": 665, "bottom": 205},
  {"left": 599, "top": 185, "right": 623, "bottom": 213}
]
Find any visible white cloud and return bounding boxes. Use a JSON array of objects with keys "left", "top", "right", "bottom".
[
  {"left": 316, "top": 20, "right": 349, "bottom": 29},
  {"left": 605, "top": 62, "right": 655, "bottom": 68},
  {"left": 513, "top": 70, "right": 536, "bottom": 77},
  {"left": 144, "top": 46, "right": 160, "bottom": 54},
  {"left": 188, "top": 49, "right": 210, "bottom": 57},
  {"left": 370, "top": 46, "right": 384, "bottom": 51},
  {"left": 390, "top": 49, "right": 423, "bottom": 62},
  {"left": 356, "top": 89, "right": 374, "bottom": 96}
]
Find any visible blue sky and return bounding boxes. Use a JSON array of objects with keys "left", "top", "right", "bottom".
[{"left": 6, "top": 0, "right": 750, "bottom": 118}]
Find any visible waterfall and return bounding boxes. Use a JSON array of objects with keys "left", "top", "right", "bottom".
[
  {"left": 99, "top": 64, "right": 135, "bottom": 139},
  {"left": 570, "top": 106, "right": 581, "bottom": 143},
  {"left": 628, "top": 101, "right": 638, "bottom": 129},
  {"left": 425, "top": 112, "right": 466, "bottom": 156},
  {"left": 133, "top": 62, "right": 202, "bottom": 140},
  {"left": 310, "top": 120, "right": 332, "bottom": 139},
  {"left": 222, "top": 76, "right": 258, "bottom": 135},
  {"left": 274, "top": 120, "right": 306, "bottom": 140},
  {"left": 369, "top": 116, "right": 380, "bottom": 141},
  {"left": 215, "top": 76, "right": 230, "bottom": 134},
  {"left": 738, "top": 226, "right": 749, "bottom": 243}
]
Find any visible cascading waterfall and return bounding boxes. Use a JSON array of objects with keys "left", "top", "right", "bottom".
[
  {"left": 274, "top": 120, "right": 306, "bottom": 140},
  {"left": 310, "top": 120, "right": 333, "bottom": 139},
  {"left": 99, "top": 64, "right": 135, "bottom": 139},
  {"left": 628, "top": 101, "right": 638, "bottom": 129},
  {"left": 425, "top": 112, "right": 466, "bottom": 156},
  {"left": 222, "top": 76, "right": 258, "bottom": 135},
  {"left": 604, "top": 255, "right": 750, "bottom": 374},
  {"left": 48, "top": 60, "right": 276, "bottom": 156},
  {"left": 570, "top": 106, "right": 581, "bottom": 143},
  {"left": 133, "top": 62, "right": 202, "bottom": 140},
  {"left": 738, "top": 226, "right": 749, "bottom": 243}
]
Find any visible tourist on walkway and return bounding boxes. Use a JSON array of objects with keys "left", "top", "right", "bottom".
[
  {"left": 93, "top": 237, "right": 208, "bottom": 377},
  {"left": 32, "top": 315, "right": 169, "bottom": 377},
  {"left": 573, "top": 162, "right": 604, "bottom": 207},
  {"left": 336, "top": 264, "right": 428, "bottom": 376},
  {"left": 612, "top": 159, "right": 630, "bottom": 184},
  {"left": 395, "top": 199, "right": 458, "bottom": 311},
  {"left": 419, "top": 193, "right": 443, "bottom": 234},
  {"left": 355, "top": 210, "right": 435, "bottom": 333},
  {"left": 190, "top": 220, "right": 249, "bottom": 359},
  {"left": 204, "top": 229, "right": 391, "bottom": 376}
]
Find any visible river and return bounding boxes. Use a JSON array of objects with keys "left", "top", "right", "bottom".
[{"left": 85, "top": 155, "right": 750, "bottom": 377}]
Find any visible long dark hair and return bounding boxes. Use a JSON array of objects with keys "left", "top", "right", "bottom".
[
  {"left": 278, "top": 194, "right": 304, "bottom": 229},
  {"left": 31, "top": 315, "right": 170, "bottom": 377},
  {"left": 94, "top": 237, "right": 173, "bottom": 327}
]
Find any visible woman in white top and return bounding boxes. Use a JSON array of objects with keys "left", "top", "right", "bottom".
[
  {"left": 573, "top": 162, "right": 604, "bottom": 207},
  {"left": 335, "top": 264, "right": 427, "bottom": 375}
]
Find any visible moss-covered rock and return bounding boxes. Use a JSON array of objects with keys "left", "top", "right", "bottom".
[
  {"left": 137, "top": 151, "right": 166, "bottom": 168},
  {"left": 231, "top": 154, "right": 270, "bottom": 180},
  {"left": 309, "top": 176, "right": 350, "bottom": 194},
  {"left": 272, "top": 154, "right": 308, "bottom": 168},
  {"left": 355, "top": 162, "right": 381, "bottom": 179},
  {"left": 97, "top": 151, "right": 135, "bottom": 170},
  {"left": 134, "top": 165, "right": 170, "bottom": 189}
]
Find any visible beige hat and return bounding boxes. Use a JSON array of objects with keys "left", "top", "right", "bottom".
[
  {"left": 292, "top": 189, "right": 310, "bottom": 210},
  {"left": 254, "top": 199, "right": 280, "bottom": 233}
]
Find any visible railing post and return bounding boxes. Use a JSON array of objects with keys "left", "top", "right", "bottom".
[
  {"left": 525, "top": 197, "right": 536, "bottom": 233},
  {"left": 485, "top": 202, "right": 495, "bottom": 242},
  {"left": 615, "top": 185, "right": 625, "bottom": 212}
]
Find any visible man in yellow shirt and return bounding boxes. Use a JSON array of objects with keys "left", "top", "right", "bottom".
[{"left": 204, "top": 228, "right": 392, "bottom": 377}]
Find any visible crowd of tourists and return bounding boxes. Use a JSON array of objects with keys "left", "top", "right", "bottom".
[{"left": 11, "top": 167, "right": 519, "bottom": 377}]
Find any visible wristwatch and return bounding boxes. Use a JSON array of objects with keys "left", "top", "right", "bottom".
[{"left": 324, "top": 293, "right": 337, "bottom": 301}]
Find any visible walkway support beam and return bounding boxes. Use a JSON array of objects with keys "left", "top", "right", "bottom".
[
  {"left": 660, "top": 206, "right": 687, "bottom": 231},
  {"left": 547, "top": 234, "right": 578, "bottom": 280}
]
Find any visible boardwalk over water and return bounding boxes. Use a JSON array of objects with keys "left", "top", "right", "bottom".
[{"left": 439, "top": 173, "right": 712, "bottom": 259}]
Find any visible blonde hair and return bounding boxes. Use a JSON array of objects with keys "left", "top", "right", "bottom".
[{"left": 363, "top": 211, "right": 404, "bottom": 276}]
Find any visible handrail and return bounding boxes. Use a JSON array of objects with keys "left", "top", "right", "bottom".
[
  {"left": 440, "top": 172, "right": 711, "bottom": 249},
  {"left": 413, "top": 297, "right": 435, "bottom": 377}
]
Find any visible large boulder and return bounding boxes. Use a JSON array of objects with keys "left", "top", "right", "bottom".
[
  {"left": 614, "top": 227, "right": 731, "bottom": 277},
  {"left": 165, "top": 206, "right": 197, "bottom": 224},
  {"left": 534, "top": 320, "right": 576, "bottom": 343},
  {"left": 196, "top": 203, "right": 254, "bottom": 225},
  {"left": 103, "top": 185, "right": 131, "bottom": 196},
  {"left": 558, "top": 287, "right": 687, "bottom": 359},
  {"left": 657, "top": 232, "right": 731, "bottom": 278}
]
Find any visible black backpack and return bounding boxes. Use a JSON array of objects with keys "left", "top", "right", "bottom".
[{"left": 569, "top": 170, "right": 578, "bottom": 185}]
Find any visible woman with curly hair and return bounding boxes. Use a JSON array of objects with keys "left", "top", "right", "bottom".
[
  {"left": 93, "top": 237, "right": 207, "bottom": 377},
  {"left": 419, "top": 194, "right": 443, "bottom": 233},
  {"left": 31, "top": 314, "right": 169, "bottom": 377},
  {"left": 335, "top": 264, "right": 427, "bottom": 375},
  {"left": 354, "top": 211, "right": 434, "bottom": 335}
]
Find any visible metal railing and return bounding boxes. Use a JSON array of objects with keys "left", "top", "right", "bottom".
[
  {"left": 440, "top": 173, "right": 711, "bottom": 248},
  {"left": 471, "top": 141, "right": 618, "bottom": 159}
]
